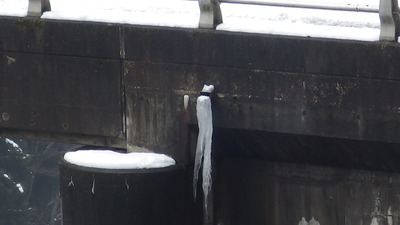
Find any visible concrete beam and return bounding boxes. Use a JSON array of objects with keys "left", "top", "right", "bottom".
[{"left": 1, "top": 17, "right": 400, "bottom": 157}]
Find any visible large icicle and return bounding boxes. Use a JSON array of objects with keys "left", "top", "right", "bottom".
[{"left": 193, "top": 84, "right": 214, "bottom": 223}]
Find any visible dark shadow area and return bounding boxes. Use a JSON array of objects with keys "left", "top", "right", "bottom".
[
  {"left": 0, "top": 137, "right": 81, "bottom": 225},
  {"left": 210, "top": 128, "right": 400, "bottom": 225},
  {"left": 213, "top": 127, "right": 400, "bottom": 172}
]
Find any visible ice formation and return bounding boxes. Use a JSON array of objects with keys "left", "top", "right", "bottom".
[
  {"left": 299, "top": 217, "right": 307, "bottom": 225},
  {"left": 193, "top": 85, "right": 214, "bottom": 221},
  {"left": 299, "top": 217, "right": 321, "bottom": 225},
  {"left": 63, "top": 150, "right": 176, "bottom": 169}
]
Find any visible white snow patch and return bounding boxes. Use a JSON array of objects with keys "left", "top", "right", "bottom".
[
  {"left": 64, "top": 150, "right": 176, "bottom": 169},
  {"left": 0, "top": 0, "right": 27, "bottom": 17},
  {"left": 42, "top": 0, "right": 200, "bottom": 28},
  {"left": 5, "top": 138, "right": 31, "bottom": 158},
  {"left": 201, "top": 84, "right": 215, "bottom": 93},
  {"left": 43, "top": 0, "right": 382, "bottom": 41},
  {"left": 217, "top": 3, "right": 380, "bottom": 41},
  {"left": 16, "top": 183, "right": 24, "bottom": 193},
  {"left": 0, "top": 0, "right": 386, "bottom": 41},
  {"left": 5, "top": 138, "right": 21, "bottom": 150}
]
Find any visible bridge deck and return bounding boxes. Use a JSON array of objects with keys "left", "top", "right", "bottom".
[{"left": 1, "top": 16, "right": 400, "bottom": 163}]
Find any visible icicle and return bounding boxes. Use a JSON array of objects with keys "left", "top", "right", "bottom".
[
  {"left": 308, "top": 217, "right": 320, "bottom": 225},
  {"left": 68, "top": 176, "right": 74, "bottom": 187},
  {"left": 193, "top": 84, "right": 214, "bottom": 224},
  {"left": 184, "top": 95, "right": 189, "bottom": 110},
  {"left": 388, "top": 206, "right": 393, "bottom": 225},
  {"left": 298, "top": 217, "right": 307, "bottom": 225},
  {"left": 125, "top": 178, "right": 130, "bottom": 190},
  {"left": 91, "top": 176, "right": 95, "bottom": 194}
]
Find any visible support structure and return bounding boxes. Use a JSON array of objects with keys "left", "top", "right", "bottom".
[
  {"left": 198, "top": 0, "right": 223, "bottom": 29},
  {"left": 3, "top": 17, "right": 400, "bottom": 162},
  {"left": 3, "top": 15, "right": 400, "bottom": 225},
  {"left": 379, "top": 0, "right": 399, "bottom": 41},
  {"left": 27, "top": 0, "right": 51, "bottom": 17}
]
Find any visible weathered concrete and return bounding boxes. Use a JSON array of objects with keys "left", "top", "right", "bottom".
[
  {"left": 212, "top": 129, "right": 400, "bottom": 224},
  {"left": 0, "top": 52, "right": 122, "bottom": 137},
  {"left": 59, "top": 160, "right": 199, "bottom": 225},
  {"left": 216, "top": 157, "right": 400, "bottom": 225},
  {"left": 2, "top": 15, "right": 400, "bottom": 225},
  {"left": 0, "top": 17, "right": 124, "bottom": 148},
  {"left": 1, "top": 16, "right": 400, "bottom": 163},
  {"left": 0, "top": 17, "right": 121, "bottom": 58}
]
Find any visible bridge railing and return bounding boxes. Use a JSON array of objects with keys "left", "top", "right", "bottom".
[
  {"left": 199, "top": 0, "right": 399, "bottom": 41},
  {"left": 27, "top": 0, "right": 399, "bottom": 41},
  {"left": 27, "top": 0, "right": 51, "bottom": 17}
]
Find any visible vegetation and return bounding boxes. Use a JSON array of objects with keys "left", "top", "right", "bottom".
[{"left": 0, "top": 137, "right": 80, "bottom": 225}]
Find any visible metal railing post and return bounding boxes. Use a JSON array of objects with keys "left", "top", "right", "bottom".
[
  {"left": 379, "top": 0, "right": 400, "bottom": 41},
  {"left": 198, "top": 0, "right": 223, "bottom": 29},
  {"left": 27, "top": 0, "right": 51, "bottom": 17},
  {"left": 392, "top": 0, "right": 400, "bottom": 38}
]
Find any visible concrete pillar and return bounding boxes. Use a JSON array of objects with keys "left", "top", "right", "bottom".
[{"left": 59, "top": 159, "right": 195, "bottom": 225}]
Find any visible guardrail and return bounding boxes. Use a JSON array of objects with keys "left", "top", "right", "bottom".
[
  {"left": 27, "top": 0, "right": 400, "bottom": 41},
  {"left": 27, "top": 0, "right": 51, "bottom": 17},
  {"left": 198, "top": 0, "right": 399, "bottom": 41}
]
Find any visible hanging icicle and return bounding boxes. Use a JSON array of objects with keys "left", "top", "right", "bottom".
[{"left": 193, "top": 84, "right": 214, "bottom": 224}]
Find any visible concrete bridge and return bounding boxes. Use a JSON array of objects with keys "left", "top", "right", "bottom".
[
  {"left": 1, "top": 15, "right": 400, "bottom": 161},
  {"left": 2, "top": 3, "right": 400, "bottom": 223}
]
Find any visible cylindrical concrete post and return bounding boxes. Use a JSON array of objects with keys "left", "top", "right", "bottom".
[{"left": 59, "top": 157, "right": 188, "bottom": 225}]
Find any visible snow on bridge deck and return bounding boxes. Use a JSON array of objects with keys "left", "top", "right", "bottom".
[{"left": 0, "top": 0, "right": 381, "bottom": 41}]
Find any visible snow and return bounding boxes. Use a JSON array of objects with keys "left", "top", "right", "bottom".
[
  {"left": 218, "top": 3, "right": 380, "bottom": 41},
  {"left": 16, "top": 183, "right": 24, "bottom": 193},
  {"left": 63, "top": 150, "right": 176, "bottom": 169},
  {"left": 0, "top": 0, "right": 27, "bottom": 17},
  {"left": 0, "top": 0, "right": 383, "bottom": 41},
  {"left": 3, "top": 173, "right": 24, "bottom": 193},
  {"left": 5, "top": 138, "right": 31, "bottom": 159},
  {"left": 201, "top": 85, "right": 215, "bottom": 93},
  {"left": 5, "top": 138, "right": 21, "bottom": 151},
  {"left": 232, "top": 0, "right": 378, "bottom": 11},
  {"left": 43, "top": 0, "right": 200, "bottom": 28}
]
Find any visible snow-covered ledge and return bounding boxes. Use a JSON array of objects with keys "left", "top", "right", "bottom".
[{"left": 63, "top": 150, "right": 176, "bottom": 169}]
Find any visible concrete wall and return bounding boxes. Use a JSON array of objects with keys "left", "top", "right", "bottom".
[
  {"left": 2, "top": 16, "right": 400, "bottom": 163},
  {"left": 2, "top": 16, "right": 400, "bottom": 225}
]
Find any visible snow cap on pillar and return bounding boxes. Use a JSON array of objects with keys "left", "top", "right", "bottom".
[{"left": 199, "top": 85, "right": 214, "bottom": 97}]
